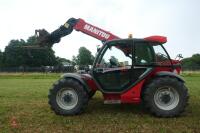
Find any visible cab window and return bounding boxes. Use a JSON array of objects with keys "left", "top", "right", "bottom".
[
  {"left": 134, "top": 42, "right": 171, "bottom": 66},
  {"left": 96, "top": 42, "right": 132, "bottom": 68},
  {"left": 134, "top": 42, "right": 154, "bottom": 65},
  {"left": 153, "top": 44, "right": 171, "bottom": 66}
]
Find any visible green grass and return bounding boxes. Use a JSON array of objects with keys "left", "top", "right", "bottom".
[{"left": 0, "top": 73, "right": 200, "bottom": 133}]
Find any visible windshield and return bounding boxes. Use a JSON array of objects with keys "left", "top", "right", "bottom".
[
  {"left": 153, "top": 44, "right": 171, "bottom": 66},
  {"left": 95, "top": 41, "right": 132, "bottom": 69}
]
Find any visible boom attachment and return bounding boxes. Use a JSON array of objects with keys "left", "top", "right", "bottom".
[{"left": 35, "top": 18, "right": 120, "bottom": 47}]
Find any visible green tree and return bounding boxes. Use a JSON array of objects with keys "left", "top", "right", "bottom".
[
  {"left": 182, "top": 53, "right": 200, "bottom": 67},
  {"left": 56, "top": 57, "right": 71, "bottom": 66},
  {"left": 76, "top": 47, "right": 94, "bottom": 66},
  {"left": 3, "top": 36, "right": 58, "bottom": 67},
  {"left": 71, "top": 55, "right": 78, "bottom": 66},
  {"left": 3, "top": 39, "right": 26, "bottom": 67},
  {"left": 0, "top": 50, "right": 3, "bottom": 67}
]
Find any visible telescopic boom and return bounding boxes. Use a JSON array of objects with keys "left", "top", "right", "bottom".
[{"left": 35, "top": 18, "right": 120, "bottom": 47}]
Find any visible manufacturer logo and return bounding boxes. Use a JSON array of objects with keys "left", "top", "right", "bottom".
[{"left": 84, "top": 24, "right": 110, "bottom": 39}]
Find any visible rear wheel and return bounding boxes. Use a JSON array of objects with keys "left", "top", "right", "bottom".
[
  {"left": 143, "top": 77, "right": 189, "bottom": 117},
  {"left": 48, "top": 78, "right": 89, "bottom": 115}
]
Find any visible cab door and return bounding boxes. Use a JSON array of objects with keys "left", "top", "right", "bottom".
[
  {"left": 93, "top": 40, "right": 133, "bottom": 92},
  {"left": 131, "top": 41, "right": 155, "bottom": 82}
]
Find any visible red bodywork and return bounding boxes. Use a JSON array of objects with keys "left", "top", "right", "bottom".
[
  {"left": 74, "top": 19, "right": 120, "bottom": 41},
  {"left": 74, "top": 19, "right": 169, "bottom": 44},
  {"left": 144, "top": 36, "right": 167, "bottom": 44},
  {"left": 72, "top": 18, "right": 181, "bottom": 104},
  {"left": 82, "top": 66, "right": 176, "bottom": 104}
]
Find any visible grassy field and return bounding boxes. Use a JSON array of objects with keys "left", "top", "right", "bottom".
[{"left": 0, "top": 73, "right": 199, "bottom": 133}]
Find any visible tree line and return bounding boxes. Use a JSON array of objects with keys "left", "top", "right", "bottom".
[
  {"left": 0, "top": 36, "right": 58, "bottom": 67},
  {"left": 0, "top": 35, "right": 199, "bottom": 70},
  {"left": 0, "top": 36, "right": 95, "bottom": 68},
  {"left": 181, "top": 54, "right": 200, "bottom": 70}
]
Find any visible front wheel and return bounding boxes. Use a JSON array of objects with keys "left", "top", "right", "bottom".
[
  {"left": 48, "top": 78, "right": 89, "bottom": 115},
  {"left": 143, "top": 77, "right": 189, "bottom": 117}
]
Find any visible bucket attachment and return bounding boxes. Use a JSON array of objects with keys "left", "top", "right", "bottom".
[{"left": 35, "top": 29, "right": 53, "bottom": 47}]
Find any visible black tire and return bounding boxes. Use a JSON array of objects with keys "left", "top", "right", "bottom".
[
  {"left": 143, "top": 77, "right": 189, "bottom": 117},
  {"left": 48, "top": 78, "right": 89, "bottom": 115}
]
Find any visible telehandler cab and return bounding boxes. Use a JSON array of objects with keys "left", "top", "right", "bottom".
[{"left": 35, "top": 18, "right": 188, "bottom": 117}]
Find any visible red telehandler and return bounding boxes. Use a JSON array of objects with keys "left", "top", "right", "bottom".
[{"left": 35, "top": 18, "right": 188, "bottom": 117}]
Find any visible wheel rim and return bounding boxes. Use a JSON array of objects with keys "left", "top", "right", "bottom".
[
  {"left": 154, "top": 86, "right": 179, "bottom": 111},
  {"left": 56, "top": 88, "right": 78, "bottom": 110}
]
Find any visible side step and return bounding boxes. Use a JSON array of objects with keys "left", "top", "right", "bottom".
[{"left": 104, "top": 100, "right": 121, "bottom": 104}]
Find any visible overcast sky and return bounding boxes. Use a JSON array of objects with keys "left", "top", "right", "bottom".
[{"left": 0, "top": 0, "right": 199, "bottom": 60}]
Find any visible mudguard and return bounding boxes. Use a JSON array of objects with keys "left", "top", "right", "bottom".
[
  {"left": 155, "top": 71, "right": 185, "bottom": 82},
  {"left": 61, "top": 73, "right": 91, "bottom": 93}
]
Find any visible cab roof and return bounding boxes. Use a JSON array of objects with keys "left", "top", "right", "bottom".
[
  {"left": 144, "top": 36, "right": 167, "bottom": 44},
  {"left": 105, "top": 35, "right": 167, "bottom": 44}
]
